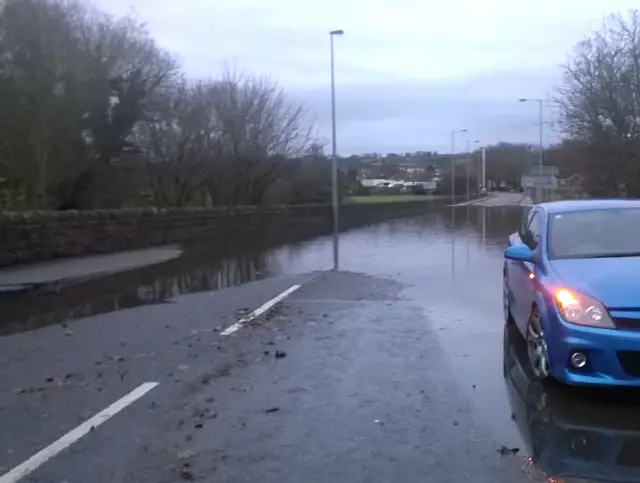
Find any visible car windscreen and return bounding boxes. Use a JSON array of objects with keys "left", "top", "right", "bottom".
[{"left": 548, "top": 207, "right": 640, "bottom": 259}]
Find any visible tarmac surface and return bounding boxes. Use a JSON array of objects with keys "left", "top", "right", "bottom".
[{"left": 2, "top": 193, "right": 639, "bottom": 483}]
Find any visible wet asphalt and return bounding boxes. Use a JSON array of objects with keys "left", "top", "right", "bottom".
[{"left": 2, "top": 195, "right": 640, "bottom": 482}]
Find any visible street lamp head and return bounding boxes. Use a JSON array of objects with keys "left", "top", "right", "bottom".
[
  {"left": 518, "top": 98, "right": 528, "bottom": 102},
  {"left": 461, "top": 129, "right": 468, "bottom": 133},
  {"left": 330, "top": 29, "right": 344, "bottom": 35}
]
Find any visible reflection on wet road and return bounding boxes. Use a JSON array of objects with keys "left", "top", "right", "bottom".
[
  {"left": 0, "top": 205, "right": 522, "bottom": 335},
  {"left": 3, "top": 202, "right": 640, "bottom": 482},
  {"left": 505, "top": 322, "right": 640, "bottom": 482}
]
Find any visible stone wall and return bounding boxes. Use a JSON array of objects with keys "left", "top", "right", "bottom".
[{"left": 0, "top": 199, "right": 454, "bottom": 267}]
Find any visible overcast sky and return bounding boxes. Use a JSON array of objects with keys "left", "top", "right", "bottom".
[{"left": 97, "top": 0, "right": 637, "bottom": 155}]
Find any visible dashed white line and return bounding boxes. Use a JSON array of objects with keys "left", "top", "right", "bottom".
[
  {"left": 220, "top": 285, "right": 301, "bottom": 335},
  {"left": 0, "top": 382, "right": 159, "bottom": 483}
]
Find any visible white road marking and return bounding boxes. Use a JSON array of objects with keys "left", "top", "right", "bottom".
[
  {"left": 0, "top": 382, "right": 159, "bottom": 483},
  {"left": 221, "top": 285, "right": 301, "bottom": 335}
]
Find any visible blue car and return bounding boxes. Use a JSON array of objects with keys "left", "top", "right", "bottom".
[{"left": 503, "top": 199, "right": 640, "bottom": 387}]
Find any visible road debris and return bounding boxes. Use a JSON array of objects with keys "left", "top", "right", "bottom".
[
  {"left": 178, "top": 450, "right": 196, "bottom": 461},
  {"left": 180, "top": 466, "right": 195, "bottom": 481},
  {"left": 12, "top": 378, "right": 88, "bottom": 394},
  {"left": 497, "top": 445, "right": 520, "bottom": 456}
]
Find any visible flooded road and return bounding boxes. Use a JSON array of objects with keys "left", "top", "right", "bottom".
[
  {"left": 0, "top": 205, "right": 521, "bottom": 334},
  {"left": 2, "top": 202, "right": 640, "bottom": 482}
]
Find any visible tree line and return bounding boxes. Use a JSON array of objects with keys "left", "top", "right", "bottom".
[
  {"left": 0, "top": 0, "right": 327, "bottom": 210},
  {"left": 556, "top": 10, "right": 640, "bottom": 197},
  {"left": 1, "top": 1, "right": 638, "bottom": 210}
]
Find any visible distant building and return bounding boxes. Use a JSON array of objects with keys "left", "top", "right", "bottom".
[
  {"left": 521, "top": 166, "right": 559, "bottom": 202},
  {"left": 360, "top": 178, "right": 396, "bottom": 187},
  {"left": 359, "top": 178, "right": 437, "bottom": 193}
]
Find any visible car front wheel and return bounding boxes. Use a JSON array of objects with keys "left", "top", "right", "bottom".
[{"left": 526, "top": 308, "right": 550, "bottom": 380}]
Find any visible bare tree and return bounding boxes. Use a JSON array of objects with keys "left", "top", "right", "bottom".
[
  {"left": 482, "top": 142, "right": 535, "bottom": 187},
  {"left": 263, "top": 142, "right": 334, "bottom": 205},
  {"left": 0, "top": 0, "right": 317, "bottom": 210},
  {"left": 56, "top": 5, "right": 178, "bottom": 208},
  {"left": 205, "top": 69, "right": 313, "bottom": 206},
  {"left": 0, "top": 0, "right": 89, "bottom": 208},
  {"left": 557, "top": 10, "right": 640, "bottom": 196},
  {"left": 0, "top": 0, "right": 177, "bottom": 209},
  {"left": 133, "top": 79, "right": 218, "bottom": 206}
]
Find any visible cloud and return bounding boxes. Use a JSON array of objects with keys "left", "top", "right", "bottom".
[
  {"left": 293, "top": 68, "right": 565, "bottom": 154},
  {"left": 95, "top": 0, "right": 639, "bottom": 153}
]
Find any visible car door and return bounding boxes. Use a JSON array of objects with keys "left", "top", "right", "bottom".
[
  {"left": 511, "top": 209, "right": 541, "bottom": 330},
  {"left": 505, "top": 211, "right": 530, "bottom": 328}
]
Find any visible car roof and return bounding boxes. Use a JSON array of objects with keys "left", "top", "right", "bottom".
[{"left": 537, "top": 199, "right": 640, "bottom": 214}]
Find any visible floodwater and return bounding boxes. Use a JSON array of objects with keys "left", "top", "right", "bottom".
[
  {"left": 4, "top": 202, "right": 640, "bottom": 482},
  {"left": 0, "top": 205, "right": 523, "bottom": 332}
]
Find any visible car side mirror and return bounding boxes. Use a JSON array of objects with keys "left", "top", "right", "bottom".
[{"left": 504, "top": 244, "right": 534, "bottom": 263}]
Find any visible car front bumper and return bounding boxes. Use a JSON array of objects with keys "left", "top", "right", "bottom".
[{"left": 547, "top": 315, "right": 640, "bottom": 387}]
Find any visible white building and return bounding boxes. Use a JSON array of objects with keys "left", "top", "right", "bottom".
[{"left": 360, "top": 178, "right": 437, "bottom": 192}]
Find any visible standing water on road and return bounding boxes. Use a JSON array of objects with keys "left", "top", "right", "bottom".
[
  {"left": 0, "top": 205, "right": 522, "bottom": 334},
  {"left": 2, "top": 204, "right": 640, "bottom": 483}
]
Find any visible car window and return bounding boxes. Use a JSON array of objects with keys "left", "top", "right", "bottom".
[
  {"left": 548, "top": 207, "right": 640, "bottom": 259},
  {"left": 523, "top": 211, "right": 540, "bottom": 249}
]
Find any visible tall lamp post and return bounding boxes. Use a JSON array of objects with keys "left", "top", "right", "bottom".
[
  {"left": 466, "top": 139, "right": 480, "bottom": 199},
  {"left": 519, "top": 98, "right": 543, "bottom": 200},
  {"left": 450, "top": 129, "right": 467, "bottom": 204},
  {"left": 481, "top": 146, "right": 487, "bottom": 192},
  {"left": 330, "top": 29, "right": 344, "bottom": 271}
]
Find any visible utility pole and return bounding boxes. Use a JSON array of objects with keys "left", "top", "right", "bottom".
[
  {"left": 450, "top": 129, "right": 467, "bottom": 204},
  {"left": 330, "top": 29, "right": 344, "bottom": 270},
  {"left": 466, "top": 140, "right": 479, "bottom": 199},
  {"left": 481, "top": 147, "right": 486, "bottom": 192},
  {"left": 538, "top": 99, "right": 543, "bottom": 200},
  {"left": 519, "top": 98, "right": 544, "bottom": 201}
]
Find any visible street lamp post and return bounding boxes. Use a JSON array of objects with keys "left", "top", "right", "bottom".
[
  {"left": 330, "top": 29, "right": 344, "bottom": 271},
  {"left": 466, "top": 139, "right": 479, "bottom": 199},
  {"left": 481, "top": 146, "right": 487, "bottom": 192},
  {"left": 450, "top": 129, "right": 467, "bottom": 204},
  {"left": 519, "top": 98, "right": 544, "bottom": 201}
]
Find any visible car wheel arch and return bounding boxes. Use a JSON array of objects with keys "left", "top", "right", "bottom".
[
  {"left": 531, "top": 292, "right": 553, "bottom": 329},
  {"left": 529, "top": 303, "right": 543, "bottom": 327},
  {"left": 527, "top": 302, "right": 551, "bottom": 339}
]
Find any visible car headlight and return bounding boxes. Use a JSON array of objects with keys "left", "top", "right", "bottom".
[{"left": 554, "top": 288, "right": 614, "bottom": 328}]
